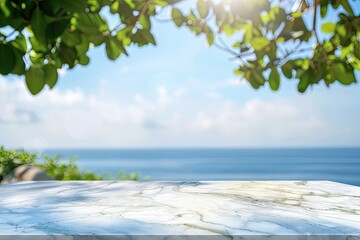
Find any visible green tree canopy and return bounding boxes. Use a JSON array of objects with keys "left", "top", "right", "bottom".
[{"left": 0, "top": 0, "right": 359, "bottom": 94}]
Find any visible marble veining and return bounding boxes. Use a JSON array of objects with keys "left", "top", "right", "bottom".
[{"left": 0, "top": 181, "right": 359, "bottom": 239}]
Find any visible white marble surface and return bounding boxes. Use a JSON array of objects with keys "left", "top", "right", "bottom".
[{"left": 0, "top": 181, "right": 359, "bottom": 239}]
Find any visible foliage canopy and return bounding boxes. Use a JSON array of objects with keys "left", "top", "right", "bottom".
[{"left": 0, "top": 0, "right": 359, "bottom": 94}]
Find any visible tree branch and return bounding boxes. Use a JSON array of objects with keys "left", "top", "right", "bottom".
[
  {"left": 111, "top": 0, "right": 153, "bottom": 35},
  {"left": 313, "top": 0, "right": 319, "bottom": 43}
]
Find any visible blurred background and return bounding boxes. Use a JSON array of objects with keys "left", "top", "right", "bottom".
[{"left": 1, "top": 0, "right": 359, "bottom": 185}]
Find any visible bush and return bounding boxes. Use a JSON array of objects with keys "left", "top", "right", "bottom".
[
  {"left": 0, "top": 146, "right": 140, "bottom": 182},
  {"left": 0, "top": 146, "right": 37, "bottom": 181}
]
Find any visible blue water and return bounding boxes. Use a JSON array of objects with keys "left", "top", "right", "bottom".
[{"left": 42, "top": 148, "right": 360, "bottom": 186}]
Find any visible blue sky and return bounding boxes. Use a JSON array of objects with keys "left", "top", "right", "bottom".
[{"left": 1, "top": 1, "right": 359, "bottom": 150}]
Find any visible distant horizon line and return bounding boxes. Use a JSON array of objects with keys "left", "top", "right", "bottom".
[{"left": 18, "top": 146, "right": 360, "bottom": 151}]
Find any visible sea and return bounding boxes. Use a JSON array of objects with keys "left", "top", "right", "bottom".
[{"left": 42, "top": 148, "right": 360, "bottom": 186}]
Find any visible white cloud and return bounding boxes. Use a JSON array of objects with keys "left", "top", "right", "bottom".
[
  {"left": 156, "top": 85, "right": 170, "bottom": 107},
  {"left": 0, "top": 105, "right": 38, "bottom": 124},
  {"left": 0, "top": 76, "right": 357, "bottom": 149},
  {"left": 190, "top": 99, "right": 327, "bottom": 144}
]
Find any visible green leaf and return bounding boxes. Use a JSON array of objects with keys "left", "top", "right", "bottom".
[
  {"left": 124, "top": 0, "right": 136, "bottom": 8},
  {"left": 151, "top": 0, "right": 168, "bottom": 6},
  {"left": 167, "top": 0, "right": 182, "bottom": 4},
  {"left": 308, "top": 67, "right": 321, "bottom": 84},
  {"left": 115, "top": 38, "right": 128, "bottom": 56},
  {"left": 352, "top": 18, "right": 360, "bottom": 32},
  {"left": 44, "top": 65, "right": 58, "bottom": 89},
  {"left": 0, "top": 44, "right": 16, "bottom": 75},
  {"left": 298, "top": 73, "right": 310, "bottom": 93},
  {"left": 336, "top": 23, "right": 346, "bottom": 39},
  {"left": 110, "top": 1, "right": 119, "bottom": 14},
  {"left": 79, "top": 55, "right": 90, "bottom": 65},
  {"left": 76, "top": 15, "right": 99, "bottom": 34},
  {"left": 281, "top": 16, "right": 310, "bottom": 41},
  {"left": 105, "top": 37, "right": 124, "bottom": 60},
  {"left": 269, "top": 67, "right": 280, "bottom": 90},
  {"left": 76, "top": 13, "right": 106, "bottom": 35},
  {"left": 30, "top": 7, "right": 46, "bottom": 42},
  {"left": 46, "top": 20, "right": 69, "bottom": 40},
  {"left": 53, "top": 56, "right": 63, "bottom": 68},
  {"left": 29, "top": 36, "right": 47, "bottom": 53},
  {"left": 246, "top": 69, "right": 266, "bottom": 89},
  {"left": 59, "top": 44, "right": 78, "bottom": 68},
  {"left": 352, "top": 58, "right": 360, "bottom": 71},
  {"left": 261, "top": 13, "right": 270, "bottom": 24},
  {"left": 354, "top": 41, "right": 360, "bottom": 59},
  {"left": 250, "top": 37, "right": 270, "bottom": 50},
  {"left": 245, "top": 71, "right": 259, "bottom": 89},
  {"left": 197, "top": 0, "right": 209, "bottom": 19},
  {"left": 333, "top": 62, "right": 356, "bottom": 85},
  {"left": 233, "top": 42, "right": 241, "bottom": 48},
  {"left": 11, "top": 48, "right": 25, "bottom": 75},
  {"left": 88, "top": 34, "right": 105, "bottom": 46},
  {"left": 320, "top": 3, "right": 328, "bottom": 17},
  {"left": 118, "top": 1, "right": 135, "bottom": 22},
  {"left": 25, "top": 67, "right": 46, "bottom": 95},
  {"left": 323, "top": 41, "right": 334, "bottom": 52},
  {"left": 321, "top": 22, "right": 335, "bottom": 34},
  {"left": 324, "top": 66, "right": 335, "bottom": 85},
  {"left": 62, "top": 30, "right": 82, "bottom": 47},
  {"left": 268, "top": 7, "right": 287, "bottom": 33},
  {"left": 331, "top": 0, "right": 341, "bottom": 9},
  {"left": 290, "top": 11, "right": 302, "bottom": 18},
  {"left": 206, "top": 28, "right": 214, "bottom": 46},
  {"left": 293, "top": 20, "right": 310, "bottom": 40},
  {"left": 133, "top": 29, "right": 156, "bottom": 46},
  {"left": 75, "top": 35, "right": 90, "bottom": 55},
  {"left": 252, "top": 69, "right": 266, "bottom": 85},
  {"left": 171, "top": 8, "right": 184, "bottom": 27},
  {"left": 29, "top": 51, "right": 45, "bottom": 65},
  {"left": 281, "top": 61, "right": 293, "bottom": 78},
  {"left": 267, "top": 45, "right": 277, "bottom": 61},
  {"left": 139, "top": 15, "right": 151, "bottom": 29},
  {"left": 243, "top": 23, "right": 253, "bottom": 43},
  {"left": 58, "top": 0, "right": 87, "bottom": 11},
  {"left": 39, "top": 0, "right": 61, "bottom": 15},
  {"left": 340, "top": 0, "right": 354, "bottom": 16},
  {"left": 222, "top": 24, "right": 235, "bottom": 36},
  {"left": 11, "top": 34, "right": 27, "bottom": 53}
]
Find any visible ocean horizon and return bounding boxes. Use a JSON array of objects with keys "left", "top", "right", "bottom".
[{"left": 40, "top": 147, "right": 360, "bottom": 186}]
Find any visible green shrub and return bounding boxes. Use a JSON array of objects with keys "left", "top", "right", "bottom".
[
  {"left": 0, "top": 146, "right": 37, "bottom": 181},
  {"left": 0, "top": 146, "right": 140, "bottom": 182}
]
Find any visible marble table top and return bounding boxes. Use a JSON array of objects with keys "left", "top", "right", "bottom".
[{"left": 0, "top": 181, "right": 359, "bottom": 239}]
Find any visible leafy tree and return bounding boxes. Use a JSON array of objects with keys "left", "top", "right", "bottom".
[{"left": 0, "top": 0, "right": 358, "bottom": 94}]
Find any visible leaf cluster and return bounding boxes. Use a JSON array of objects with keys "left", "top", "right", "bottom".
[
  {"left": 0, "top": 0, "right": 359, "bottom": 94},
  {"left": 171, "top": 0, "right": 359, "bottom": 92},
  {"left": 0, "top": 0, "right": 179, "bottom": 94}
]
